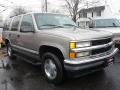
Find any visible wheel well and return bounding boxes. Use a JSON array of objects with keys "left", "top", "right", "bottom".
[{"left": 39, "top": 45, "right": 64, "bottom": 62}]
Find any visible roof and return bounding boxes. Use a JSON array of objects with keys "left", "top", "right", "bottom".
[
  {"left": 79, "top": 6, "right": 105, "bottom": 13},
  {"left": 10, "top": 12, "right": 65, "bottom": 18}
]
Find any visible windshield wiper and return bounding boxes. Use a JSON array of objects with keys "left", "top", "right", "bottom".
[
  {"left": 40, "top": 24, "right": 63, "bottom": 28},
  {"left": 96, "top": 26, "right": 118, "bottom": 28},
  {"left": 63, "top": 24, "right": 77, "bottom": 27},
  {"left": 106, "top": 26, "right": 120, "bottom": 27}
]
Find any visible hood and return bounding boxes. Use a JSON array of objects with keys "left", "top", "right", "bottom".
[
  {"left": 41, "top": 27, "right": 112, "bottom": 41},
  {"left": 94, "top": 27, "right": 120, "bottom": 35}
]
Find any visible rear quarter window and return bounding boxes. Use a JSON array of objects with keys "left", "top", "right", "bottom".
[{"left": 4, "top": 18, "right": 12, "bottom": 31}]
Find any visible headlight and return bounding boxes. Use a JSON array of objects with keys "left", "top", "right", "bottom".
[
  {"left": 69, "top": 41, "right": 91, "bottom": 49},
  {"left": 69, "top": 41, "right": 91, "bottom": 59},
  {"left": 76, "top": 42, "right": 91, "bottom": 48}
]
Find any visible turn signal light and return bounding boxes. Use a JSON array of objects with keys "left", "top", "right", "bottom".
[{"left": 69, "top": 52, "right": 76, "bottom": 59}]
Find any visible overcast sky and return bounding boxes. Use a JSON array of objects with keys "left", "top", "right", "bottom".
[{"left": 0, "top": 0, "right": 120, "bottom": 20}]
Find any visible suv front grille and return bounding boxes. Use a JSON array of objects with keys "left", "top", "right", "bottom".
[
  {"left": 92, "top": 38, "right": 112, "bottom": 46},
  {"left": 91, "top": 37, "right": 113, "bottom": 55},
  {"left": 91, "top": 45, "right": 112, "bottom": 55}
]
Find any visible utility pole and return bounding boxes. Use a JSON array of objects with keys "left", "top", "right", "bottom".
[
  {"left": 86, "top": 1, "right": 89, "bottom": 9},
  {"left": 45, "top": 0, "right": 47, "bottom": 12}
]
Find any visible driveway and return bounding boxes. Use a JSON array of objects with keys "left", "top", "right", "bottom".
[{"left": 0, "top": 48, "right": 120, "bottom": 90}]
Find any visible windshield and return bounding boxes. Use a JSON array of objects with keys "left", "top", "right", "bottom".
[
  {"left": 95, "top": 19, "right": 120, "bottom": 28},
  {"left": 34, "top": 13, "right": 77, "bottom": 29}
]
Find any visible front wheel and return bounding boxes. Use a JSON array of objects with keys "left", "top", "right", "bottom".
[{"left": 42, "top": 52, "right": 64, "bottom": 85}]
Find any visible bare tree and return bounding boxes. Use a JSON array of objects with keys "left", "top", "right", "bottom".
[
  {"left": 64, "top": 0, "right": 82, "bottom": 22},
  {"left": 10, "top": 6, "right": 28, "bottom": 17}
]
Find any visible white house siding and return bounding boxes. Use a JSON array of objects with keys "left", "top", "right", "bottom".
[
  {"left": 101, "top": 5, "right": 113, "bottom": 18},
  {"left": 80, "top": 5, "right": 113, "bottom": 19},
  {"left": 87, "top": 12, "right": 92, "bottom": 18}
]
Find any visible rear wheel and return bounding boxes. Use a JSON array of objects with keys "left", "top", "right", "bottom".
[
  {"left": 42, "top": 52, "right": 64, "bottom": 85},
  {"left": 7, "top": 43, "right": 15, "bottom": 59}
]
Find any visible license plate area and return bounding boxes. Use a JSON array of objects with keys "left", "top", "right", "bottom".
[{"left": 107, "top": 58, "right": 114, "bottom": 65}]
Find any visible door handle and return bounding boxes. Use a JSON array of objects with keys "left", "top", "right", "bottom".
[{"left": 17, "top": 35, "right": 20, "bottom": 37}]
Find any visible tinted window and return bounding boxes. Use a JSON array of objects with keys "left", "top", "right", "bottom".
[
  {"left": 83, "top": 13, "right": 87, "bottom": 18},
  {"left": 20, "top": 15, "right": 34, "bottom": 32},
  {"left": 11, "top": 16, "right": 21, "bottom": 31},
  {"left": 4, "top": 18, "right": 12, "bottom": 31}
]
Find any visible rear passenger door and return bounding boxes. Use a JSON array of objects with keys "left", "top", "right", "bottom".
[{"left": 9, "top": 16, "right": 21, "bottom": 46}]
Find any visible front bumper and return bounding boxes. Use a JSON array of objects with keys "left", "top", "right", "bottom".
[{"left": 64, "top": 48, "right": 118, "bottom": 77}]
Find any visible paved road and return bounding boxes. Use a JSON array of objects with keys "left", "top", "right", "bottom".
[{"left": 0, "top": 48, "right": 120, "bottom": 90}]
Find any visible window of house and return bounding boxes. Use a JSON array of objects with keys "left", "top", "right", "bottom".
[
  {"left": 92, "top": 12, "right": 94, "bottom": 17},
  {"left": 83, "top": 13, "right": 87, "bottom": 18},
  {"left": 97, "top": 11, "right": 101, "bottom": 16}
]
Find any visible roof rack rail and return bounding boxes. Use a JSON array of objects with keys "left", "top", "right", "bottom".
[
  {"left": 9, "top": 13, "right": 24, "bottom": 18},
  {"left": 9, "top": 14, "right": 19, "bottom": 18}
]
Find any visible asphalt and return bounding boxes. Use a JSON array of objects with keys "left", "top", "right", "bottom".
[{"left": 0, "top": 48, "right": 120, "bottom": 90}]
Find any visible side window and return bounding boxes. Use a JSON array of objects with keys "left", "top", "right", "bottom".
[
  {"left": 20, "top": 15, "right": 34, "bottom": 32},
  {"left": 11, "top": 16, "right": 21, "bottom": 31},
  {"left": 4, "top": 18, "right": 12, "bottom": 31}
]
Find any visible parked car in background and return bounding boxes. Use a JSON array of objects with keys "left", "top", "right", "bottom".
[
  {"left": 2, "top": 13, "right": 118, "bottom": 85},
  {"left": 90, "top": 18, "right": 120, "bottom": 47}
]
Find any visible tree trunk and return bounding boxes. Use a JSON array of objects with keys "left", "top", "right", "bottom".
[{"left": 72, "top": 14, "right": 76, "bottom": 22}]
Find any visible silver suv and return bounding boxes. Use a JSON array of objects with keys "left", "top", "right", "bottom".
[
  {"left": 2, "top": 13, "right": 118, "bottom": 84},
  {"left": 90, "top": 18, "right": 120, "bottom": 47}
]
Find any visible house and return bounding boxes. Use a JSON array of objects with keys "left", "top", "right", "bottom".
[
  {"left": 79, "top": 5, "right": 113, "bottom": 18},
  {"left": 76, "top": 18, "right": 90, "bottom": 29}
]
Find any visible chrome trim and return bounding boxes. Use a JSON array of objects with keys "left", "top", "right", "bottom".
[
  {"left": 72, "top": 41, "right": 114, "bottom": 52},
  {"left": 64, "top": 48, "right": 118, "bottom": 65},
  {"left": 12, "top": 45, "right": 39, "bottom": 55}
]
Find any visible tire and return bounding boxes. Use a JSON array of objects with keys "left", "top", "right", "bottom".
[
  {"left": 6, "top": 43, "right": 15, "bottom": 59},
  {"left": 42, "top": 52, "right": 64, "bottom": 85}
]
